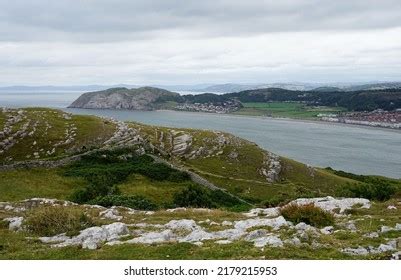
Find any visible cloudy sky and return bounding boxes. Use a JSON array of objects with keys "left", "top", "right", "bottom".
[{"left": 1, "top": 0, "right": 401, "bottom": 86}]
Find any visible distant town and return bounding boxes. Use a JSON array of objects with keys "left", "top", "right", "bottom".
[
  {"left": 319, "top": 109, "right": 401, "bottom": 129},
  {"left": 174, "top": 100, "right": 242, "bottom": 114}
]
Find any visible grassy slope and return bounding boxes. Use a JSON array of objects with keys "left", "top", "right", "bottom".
[
  {"left": 0, "top": 108, "right": 386, "bottom": 207},
  {"left": 129, "top": 122, "right": 353, "bottom": 204},
  {"left": 0, "top": 108, "right": 115, "bottom": 162},
  {"left": 234, "top": 102, "right": 345, "bottom": 119},
  {"left": 0, "top": 168, "right": 86, "bottom": 201}
]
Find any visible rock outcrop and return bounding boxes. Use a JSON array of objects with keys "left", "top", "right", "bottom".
[{"left": 68, "top": 87, "right": 179, "bottom": 110}]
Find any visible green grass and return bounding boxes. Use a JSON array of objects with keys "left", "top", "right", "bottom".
[
  {"left": 234, "top": 102, "right": 345, "bottom": 119},
  {"left": 0, "top": 232, "right": 360, "bottom": 260},
  {"left": 1, "top": 199, "right": 399, "bottom": 259},
  {"left": 119, "top": 174, "right": 190, "bottom": 205},
  {"left": 0, "top": 168, "right": 86, "bottom": 201},
  {"left": 0, "top": 108, "right": 115, "bottom": 163}
]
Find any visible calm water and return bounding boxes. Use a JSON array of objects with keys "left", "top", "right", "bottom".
[
  {"left": 64, "top": 108, "right": 401, "bottom": 179},
  {"left": 1, "top": 92, "right": 400, "bottom": 178},
  {"left": 0, "top": 91, "right": 83, "bottom": 108}
]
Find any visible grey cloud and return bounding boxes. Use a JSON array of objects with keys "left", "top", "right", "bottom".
[{"left": 1, "top": 0, "right": 401, "bottom": 42}]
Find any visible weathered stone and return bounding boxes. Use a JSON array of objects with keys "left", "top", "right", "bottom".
[
  {"left": 234, "top": 216, "right": 288, "bottom": 231},
  {"left": 253, "top": 235, "right": 283, "bottom": 248},
  {"left": 222, "top": 221, "right": 233, "bottom": 226},
  {"left": 288, "top": 196, "right": 371, "bottom": 213},
  {"left": 179, "top": 229, "right": 214, "bottom": 243},
  {"left": 342, "top": 246, "right": 369, "bottom": 256},
  {"left": 215, "top": 240, "right": 232, "bottom": 245},
  {"left": 345, "top": 222, "right": 357, "bottom": 232},
  {"left": 39, "top": 233, "right": 70, "bottom": 244},
  {"left": 41, "top": 222, "right": 129, "bottom": 250},
  {"left": 363, "top": 232, "right": 379, "bottom": 238},
  {"left": 165, "top": 219, "right": 200, "bottom": 231},
  {"left": 244, "top": 229, "right": 269, "bottom": 241},
  {"left": 128, "top": 230, "right": 176, "bottom": 244},
  {"left": 3, "top": 216, "right": 24, "bottom": 231},
  {"left": 391, "top": 251, "right": 401, "bottom": 260},
  {"left": 244, "top": 207, "right": 280, "bottom": 218},
  {"left": 99, "top": 208, "right": 123, "bottom": 221},
  {"left": 284, "top": 237, "right": 302, "bottom": 246},
  {"left": 320, "top": 226, "right": 334, "bottom": 235}
]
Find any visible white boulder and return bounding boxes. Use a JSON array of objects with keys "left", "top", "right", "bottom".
[
  {"left": 288, "top": 196, "right": 370, "bottom": 213},
  {"left": 3, "top": 217, "right": 24, "bottom": 231}
]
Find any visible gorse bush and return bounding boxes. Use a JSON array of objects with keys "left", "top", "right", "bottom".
[
  {"left": 338, "top": 181, "right": 396, "bottom": 201},
  {"left": 66, "top": 150, "right": 190, "bottom": 204},
  {"left": 90, "top": 195, "right": 158, "bottom": 210},
  {"left": 25, "top": 206, "right": 94, "bottom": 236},
  {"left": 69, "top": 184, "right": 121, "bottom": 204},
  {"left": 173, "top": 185, "right": 215, "bottom": 208},
  {"left": 280, "top": 203, "right": 335, "bottom": 227},
  {"left": 173, "top": 185, "right": 247, "bottom": 210},
  {"left": 65, "top": 153, "right": 189, "bottom": 187}
]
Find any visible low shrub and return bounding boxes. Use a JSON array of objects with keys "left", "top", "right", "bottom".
[
  {"left": 173, "top": 185, "right": 247, "bottom": 210},
  {"left": 173, "top": 185, "right": 215, "bottom": 208},
  {"left": 25, "top": 206, "right": 94, "bottom": 236},
  {"left": 89, "top": 195, "right": 158, "bottom": 210},
  {"left": 69, "top": 184, "right": 121, "bottom": 204},
  {"left": 280, "top": 203, "right": 335, "bottom": 227},
  {"left": 338, "top": 182, "right": 396, "bottom": 201}
]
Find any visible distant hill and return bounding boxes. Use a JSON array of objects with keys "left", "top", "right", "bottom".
[
  {"left": 226, "top": 88, "right": 401, "bottom": 111},
  {"left": 68, "top": 87, "right": 179, "bottom": 110},
  {"left": 192, "top": 83, "right": 318, "bottom": 93},
  {"left": 70, "top": 85, "right": 401, "bottom": 112}
]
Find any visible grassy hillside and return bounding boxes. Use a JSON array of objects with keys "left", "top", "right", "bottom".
[
  {"left": 0, "top": 108, "right": 399, "bottom": 209},
  {"left": 1, "top": 108, "right": 401, "bottom": 260},
  {"left": 0, "top": 108, "right": 115, "bottom": 162}
]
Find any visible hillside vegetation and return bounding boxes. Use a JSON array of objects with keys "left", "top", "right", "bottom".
[
  {"left": 1, "top": 108, "right": 401, "bottom": 260},
  {"left": 1, "top": 108, "right": 399, "bottom": 209}
]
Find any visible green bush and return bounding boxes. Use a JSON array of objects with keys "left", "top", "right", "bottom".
[
  {"left": 25, "top": 206, "right": 94, "bottom": 236},
  {"left": 173, "top": 185, "right": 215, "bottom": 208},
  {"left": 89, "top": 195, "right": 158, "bottom": 210},
  {"left": 66, "top": 151, "right": 191, "bottom": 204},
  {"left": 281, "top": 203, "right": 335, "bottom": 227},
  {"left": 173, "top": 185, "right": 247, "bottom": 210},
  {"left": 338, "top": 182, "right": 396, "bottom": 201},
  {"left": 70, "top": 184, "right": 120, "bottom": 204}
]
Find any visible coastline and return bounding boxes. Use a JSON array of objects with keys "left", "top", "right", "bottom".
[{"left": 156, "top": 109, "right": 401, "bottom": 133}]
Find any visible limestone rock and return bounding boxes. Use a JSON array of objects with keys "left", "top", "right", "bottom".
[
  {"left": 234, "top": 216, "right": 288, "bottom": 231},
  {"left": 128, "top": 230, "right": 176, "bottom": 244},
  {"left": 99, "top": 208, "right": 123, "bottom": 221},
  {"left": 253, "top": 235, "right": 283, "bottom": 248},
  {"left": 41, "top": 222, "right": 129, "bottom": 250},
  {"left": 165, "top": 219, "right": 200, "bottom": 231},
  {"left": 320, "top": 226, "right": 334, "bottom": 235},
  {"left": 288, "top": 196, "right": 370, "bottom": 213},
  {"left": 342, "top": 246, "right": 369, "bottom": 256},
  {"left": 3, "top": 216, "right": 24, "bottom": 231},
  {"left": 244, "top": 207, "right": 280, "bottom": 218}
]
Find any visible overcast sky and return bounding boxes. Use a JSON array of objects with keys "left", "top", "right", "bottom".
[{"left": 1, "top": 0, "right": 401, "bottom": 86}]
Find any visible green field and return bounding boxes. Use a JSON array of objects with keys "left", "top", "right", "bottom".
[{"left": 234, "top": 102, "right": 345, "bottom": 119}]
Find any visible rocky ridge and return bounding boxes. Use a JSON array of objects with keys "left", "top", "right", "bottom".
[{"left": 2, "top": 197, "right": 400, "bottom": 259}]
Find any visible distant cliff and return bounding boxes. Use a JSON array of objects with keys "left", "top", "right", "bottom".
[{"left": 68, "top": 87, "right": 179, "bottom": 110}]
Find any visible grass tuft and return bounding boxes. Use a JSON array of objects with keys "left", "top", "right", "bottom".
[
  {"left": 25, "top": 206, "right": 94, "bottom": 236},
  {"left": 281, "top": 203, "right": 335, "bottom": 227}
]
